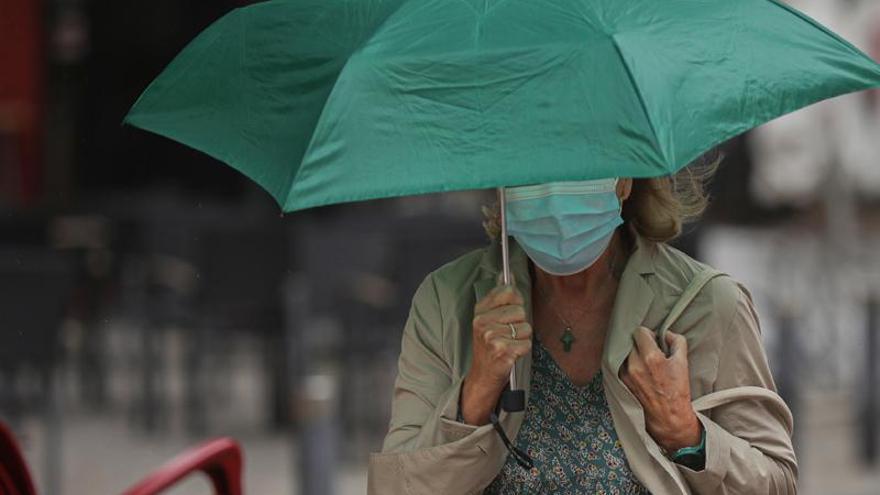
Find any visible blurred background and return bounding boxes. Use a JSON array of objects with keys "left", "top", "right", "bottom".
[{"left": 1, "top": 0, "right": 879, "bottom": 493}]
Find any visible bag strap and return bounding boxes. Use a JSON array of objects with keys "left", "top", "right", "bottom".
[
  {"left": 657, "top": 267, "right": 726, "bottom": 356},
  {"left": 656, "top": 268, "right": 795, "bottom": 436}
]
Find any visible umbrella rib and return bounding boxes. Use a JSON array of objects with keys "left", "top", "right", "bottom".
[
  {"left": 610, "top": 35, "right": 668, "bottom": 169},
  {"left": 282, "top": 1, "right": 413, "bottom": 210},
  {"left": 483, "top": 0, "right": 515, "bottom": 16},
  {"left": 765, "top": 0, "right": 874, "bottom": 64}
]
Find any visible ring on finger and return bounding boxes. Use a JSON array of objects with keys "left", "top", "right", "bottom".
[{"left": 508, "top": 323, "right": 517, "bottom": 339}]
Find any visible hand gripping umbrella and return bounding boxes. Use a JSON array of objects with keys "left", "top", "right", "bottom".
[{"left": 123, "top": 0, "right": 880, "bottom": 458}]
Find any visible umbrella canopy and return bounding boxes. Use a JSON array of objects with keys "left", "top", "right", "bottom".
[{"left": 124, "top": 0, "right": 880, "bottom": 212}]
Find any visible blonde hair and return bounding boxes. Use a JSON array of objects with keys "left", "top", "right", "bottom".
[{"left": 482, "top": 149, "right": 723, "bottom": 243}]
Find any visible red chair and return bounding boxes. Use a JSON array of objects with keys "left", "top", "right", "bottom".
[
  {"left": 121, "top": 438, "right": 243, "bottom": 495},
  {"left": 0, "top": 421, "right": 37, "bottom": 495},
  {"left": 0, "top": 419, "right": 243, "bottom": 495}
]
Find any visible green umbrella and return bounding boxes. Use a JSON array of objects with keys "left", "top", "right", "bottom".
[
  {"left": 124, "top": 0, "right": 880, "bottom": 213},
  {"left": 123, "top": 0, "right": 880, "bottom": 419}
]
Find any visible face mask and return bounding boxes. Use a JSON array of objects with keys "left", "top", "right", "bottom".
[{"left": 505, "top": 178, "right": 623, "bottom": 276}]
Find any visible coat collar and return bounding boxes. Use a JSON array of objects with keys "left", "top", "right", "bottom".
[{"left": 472, "top": 222, "right": 657, "bottom": 376}]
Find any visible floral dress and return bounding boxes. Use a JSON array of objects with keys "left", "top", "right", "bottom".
[{"left": 484, "top": 334, "right": 651, "bottom": 495}]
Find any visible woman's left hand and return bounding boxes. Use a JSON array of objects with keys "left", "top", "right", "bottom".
[{"left": 619, "top": 327, "right": 702, "bottom": 452}]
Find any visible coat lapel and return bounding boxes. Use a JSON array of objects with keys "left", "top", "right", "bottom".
[
  {"left": 603, "top": 229, "right": 657, "bottom": 375},
  {"left": 601, "top": 230, "right": 693, "bottom": 495}
]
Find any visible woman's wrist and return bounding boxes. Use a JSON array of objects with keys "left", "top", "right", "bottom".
[
  {"left": 667, "top": 422, "right": 706, "bottom": 471},
  {"left": 653, "top": 410, "right": 703, "bottom": 452},
  {"left": 460, "top": 372, "right": 505, "bottom": 425}
]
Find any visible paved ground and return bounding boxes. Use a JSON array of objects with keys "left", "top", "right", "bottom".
[
  {"left": 17, "top": 413, "right": 367, "bottom": 494},
  {"left": 12, "top": 388, "right": 879, "bottom": 495},
  {"left": 796, "top": 391, "right": 880, "bottom": 495}
]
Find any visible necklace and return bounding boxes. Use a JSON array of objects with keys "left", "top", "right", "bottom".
[{"left": 533, "top": 239, "right": 624, "bottom": 353}]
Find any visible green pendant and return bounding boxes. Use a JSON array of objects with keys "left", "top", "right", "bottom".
[{"left": 560, "top": 327, "right": 575, "bottom": 352}]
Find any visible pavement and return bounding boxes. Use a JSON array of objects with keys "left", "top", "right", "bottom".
[{"left": 10, "top": 388, "right": 878, "bottom": 495}]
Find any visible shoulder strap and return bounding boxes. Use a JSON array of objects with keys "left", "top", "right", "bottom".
[{"left": 657, "top": 267, "right": 726, "bottom": 356}]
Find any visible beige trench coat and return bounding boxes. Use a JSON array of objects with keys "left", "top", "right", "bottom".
[{"left": 368, "top": 226, "right": 798, "bottom": 494}]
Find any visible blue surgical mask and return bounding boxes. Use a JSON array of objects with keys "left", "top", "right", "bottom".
[{"left": 505, "top": 178, "right": 623, "bottom": 276}]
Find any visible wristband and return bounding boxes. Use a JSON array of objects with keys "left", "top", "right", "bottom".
[{"left": 669, "top": 424, "right": 706, "bottom": 471}]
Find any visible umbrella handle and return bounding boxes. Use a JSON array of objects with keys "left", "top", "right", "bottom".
[{"left": 498, "top": 187, "right": 525, "bottom": 413}]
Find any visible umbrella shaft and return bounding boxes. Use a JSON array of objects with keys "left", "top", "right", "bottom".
[
  {"left": 498, "top": 187, "right": 517, "bottom": 391},
  {"left": 499, "top": 187, "right": 512, "bottom": 286}
]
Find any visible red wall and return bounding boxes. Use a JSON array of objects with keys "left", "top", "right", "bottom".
[{"left": 0, "top": 0, "right": 43, "bottom": 203}]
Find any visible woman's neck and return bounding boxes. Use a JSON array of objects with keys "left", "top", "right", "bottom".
[{"left": 532, "top": 227, "right": 629, "bottom": 302}]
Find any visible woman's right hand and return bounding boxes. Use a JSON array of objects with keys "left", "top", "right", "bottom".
[{"left": 460, "top": 281, "right": 532, "bottom": 425}]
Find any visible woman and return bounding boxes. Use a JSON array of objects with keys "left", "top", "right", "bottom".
[{"left": 368, "top": 167, "right": 798, "bottom": 494}]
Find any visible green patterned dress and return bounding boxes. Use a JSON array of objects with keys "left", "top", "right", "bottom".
[{"left": 484, "top": 334, "right": 651, "bottom": 494}]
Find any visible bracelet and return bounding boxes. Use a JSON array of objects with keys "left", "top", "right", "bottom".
[
  {"left": 671, "top": 428, "right": 705, "bottom": 459},
  {"left": 669, "top": 425, "right": 706, "bottom": 471}
]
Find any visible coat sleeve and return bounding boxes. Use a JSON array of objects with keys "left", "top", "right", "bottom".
[
  {"left": 679, "top": 280, "right": 799, "bottom": 495},
  {"left": 380, "top": 273, "right": 480, "bottom": 453},
  {"left": 369, "top": 272, "right": 510, "bottom": 495}
]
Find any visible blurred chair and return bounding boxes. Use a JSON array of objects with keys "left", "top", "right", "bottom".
[
  {"left": 114, "top": 207, "right": 201, "bottom": 432},
  {"left": 186, "top": 223, "right": 288, "bottom": 433},
  {"left": 0, "top": 421, "right": 36, "bottom": 495},
  {"left": 0, "top": 212, "right": 49, "bottom": 246},
  {"left": 283, "top": 207, "right": 484, "bottom": 482},
  {"left": 0, "top": 247, "right": 73, "bottom": 414},
  {"left": 338, "top": 212, "right": 485, "bottom": 454},
  {"left": 1, "top": 418, "right": 243, "bottom": 495},
  {"left": 48, "top": 214, "right": 115, "bottom": 410},
  {"left": 0, "top": 212, "right": 115, "bottom": 412},
  {"left": 109, "top": 192, "right": 293, "bottom": 434},
  {"left": 0, "top": 247, "right": 75, "bottom": 495},
  {"left": 121, "top": 437, "right": 243, "bottom": 495}
]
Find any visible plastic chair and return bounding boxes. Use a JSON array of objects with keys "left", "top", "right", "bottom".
[
  {"left": 121, "top": 438, "right": 243, "bottom": 495},
  {"left": 1, "top": 418, "right": 242, "bottom": 495},
  {"left": 0, "top": 421, "right": 37, "bottom": 495}
]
